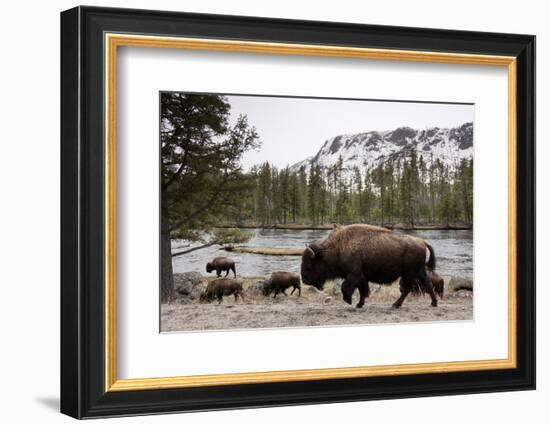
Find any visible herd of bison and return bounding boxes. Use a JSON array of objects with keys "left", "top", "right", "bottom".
[{"left": 199, "top": 224, "right": 445, "bottom": 309}]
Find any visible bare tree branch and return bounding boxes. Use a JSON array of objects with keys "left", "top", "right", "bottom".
[
  {"left": 171, "top": 241, "right": 217, "bottom": 257},
  {"left": 169, "top": 170, "right": 230, "bottom": 232}
]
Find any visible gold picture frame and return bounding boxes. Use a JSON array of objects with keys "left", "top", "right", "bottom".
[{"left": 104, "top": 33, "right": 517, "bottom": 392}]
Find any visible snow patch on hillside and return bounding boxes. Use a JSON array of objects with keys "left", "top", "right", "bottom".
[{"left": 291, "top": 122, "right": 473, "bottom": 173}]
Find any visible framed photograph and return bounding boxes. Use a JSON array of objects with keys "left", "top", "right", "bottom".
[{"left": 60, "top": 6, "right": 535, "bottom": 419}]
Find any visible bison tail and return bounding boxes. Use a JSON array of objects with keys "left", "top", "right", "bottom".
[{"left": 426, "top": 243, "right": 436, "bottom": 271}]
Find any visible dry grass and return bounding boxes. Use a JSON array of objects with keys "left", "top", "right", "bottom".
[{"left": 162, "top": 276, "right": 473, "bottom": 332}]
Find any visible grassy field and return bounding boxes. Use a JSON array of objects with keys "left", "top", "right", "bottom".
[{"left": 161, "top": 276, "right": 473, "bottom": 332}]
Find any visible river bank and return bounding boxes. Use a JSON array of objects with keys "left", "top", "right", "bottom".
[
  {"left": 161, "top": 275, "right": 473, "bottom": 332},
  {"left": 219, "top": 223, "right": 473, "bottom": 231},
  {"left": 224, "top": 246, "right": 304, "bottom": 255}
]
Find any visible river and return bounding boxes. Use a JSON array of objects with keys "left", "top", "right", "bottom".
[{"left": 172, "top": 228, "right": 473, "bottom": 279}]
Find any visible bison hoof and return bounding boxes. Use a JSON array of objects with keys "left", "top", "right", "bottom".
[
  {"left": 355, "top": 304, "right": 364, "bottom": 309},
  {"left": 392, "top": 303, "right": 401, "bottom": 309},
  {"left": 343, "top": 296, "right": 352, "bottom": 305},
  {"left": 431, "top": 302, "right": 438, "bottom": 307}
]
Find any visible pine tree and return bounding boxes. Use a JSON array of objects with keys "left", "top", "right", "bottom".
[
  {"left": 428, "top": 154, "right": 436, "bottom": 223},
  {"left": 160, "top": 93, "right": 259, "bottom": 301},
  {"left": 298, "top": 166, "right": 308, "bottom": 222},
  {"left": 458, "top": 158, "right": 473, "bottom": 224},
  {"left": 289, "top": 171, "right": 300, "bottom": 223},
  {"left": 230, "top": 144, "right": 472, "bottom": 229},
  {"left": 400, "top": 158, "right": 413, "bottom": 226},
  {"left": 353, "top": 166, "right": 363, "bottom": 221},
  {"left": 307, "top": 164, "right": 325, "bottom": 224},
  {"left": 258, "top": 162, "right": 272, "bottom": 226},
  {"left": 418, "top": 155, "right": 428, "bottom": 223},
  {"left": 318, "top": 167, "right": 329, "bottom": 224},
  {"left": 363, "top": 169, "right": 375, "bottom": 222},
  {"left": 271, "top": 166, "right": 281, "bottom": 223},
  {"left": 385, "top": 160, "right": 396, "bottom": 224},
  {"left": 409, "top": 148, "right": 419, "bottom": 225},
  {"left": 374, "top": 164, "right": 386, "bottom": 224},
  {"left": 279, "top": 166, "right": 292, "bottom": 224}
]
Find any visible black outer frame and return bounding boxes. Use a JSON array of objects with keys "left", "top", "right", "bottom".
[{"left": 60, "top": 5, "right": 536, "bottom": 419}]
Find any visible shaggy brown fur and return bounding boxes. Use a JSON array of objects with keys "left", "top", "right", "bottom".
[
  {"left": 300, "top": 224, "right": 437, "bottom": 309},
  {"left": 399, "top": 269, "right": 444, "bottom": 299},
  {"left": 200, "top": 278, "right": 244, "bottom": 304},
  {"left": 330, "top": 223, "right": 391, "bottom": 235},
  {"left": 206, "top": 256, "right": 236, "bottom": 278},
  {"left": 263, "top": 271, "right": 301, "bottom": 298}
]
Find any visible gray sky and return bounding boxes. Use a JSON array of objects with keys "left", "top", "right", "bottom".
[{"left": 225, "top": 94, "right": 474, "bottom": 170}]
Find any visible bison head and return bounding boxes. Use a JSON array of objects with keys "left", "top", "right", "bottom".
[
  {"left": 199, "top": 290, "right": 213, "bottom": 303},
  {"left": 300, "top": 243, "right": 328, "bottom": 290},
  {"left": 262, "top": 279, "right": 272, "bottom": 296},
  {"left": 206, "top": 262, "right": 213, "bottom": 273}
]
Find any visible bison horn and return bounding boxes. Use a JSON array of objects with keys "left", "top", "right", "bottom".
[{"left": 305, "top": 245, "right": 315, "bottom": 259}]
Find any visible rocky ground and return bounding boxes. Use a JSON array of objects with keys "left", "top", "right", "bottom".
[{"left": 161, "top": 273, "right": 473, "bottom": 332}]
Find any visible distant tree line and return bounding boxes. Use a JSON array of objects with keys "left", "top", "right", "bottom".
[{"left": 229, "top": 151, "right": 473, "bottom": 228}]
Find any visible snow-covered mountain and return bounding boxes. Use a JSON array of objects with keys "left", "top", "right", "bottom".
[{"left": 291, "top": 122, "right": 473, "bottom": 173}]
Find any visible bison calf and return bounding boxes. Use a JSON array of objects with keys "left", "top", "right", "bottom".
[
  {"left": 400, "top": 269, "right": 444, "bottom": 299},
  {"left": 200, "top": 278, "right": 244, "bottom": 304},
  {"left": 263, "top": 271, "right": 301, "bottom": 298},
  {"left": 206, "top": 256, "right": 236, "bottom": 278}
]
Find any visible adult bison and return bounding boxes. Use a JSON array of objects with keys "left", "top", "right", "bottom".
[
  {"left": 206, "top": 256, "right": 236, "bottom": 278},
  {"left": 300, "top": 224, "right": 437, "bottom": 309}
]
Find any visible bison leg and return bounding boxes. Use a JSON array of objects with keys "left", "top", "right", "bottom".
[
  {"left": 393, "top": 276, "right": 413, "bottom": 308},
  {"left": 364, "top": 281, "right": 371, "bottom": 297},
  {"left": 273, "top": 288, "right": 279, "bottom": 298},
  {"left": 232, "top": 265, "right": 237, "bottom": 278},
  {"left": 341, "top": 279, "right": 355, "bottom": 305},
  {"left": 418, "top": 268, "right": 438, "bottom": 307},
  {"left": 217, "top": 294, "right": 223, "bottom": 304},
  {"left": 216, "top": 269, "right": 222, "bottom": 278},
  {"left": 341, "top": 270, "right": 365, "bottom": 307},
  {"left": 436, "top": 281, "right": 444, "bottom": 299},
  {"left": 291, "top": 286, "right": 301, "bottom": 296},
  {"left": 224, "top": 269, "right": 230, "bottom": 277},
  {"left": 356, "top": 285, "right": 366, "bottom": 308},
  {"left": 356, "top": 281, "right": 370, "bottom": 308}
]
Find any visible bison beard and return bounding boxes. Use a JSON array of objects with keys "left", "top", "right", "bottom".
[{"left": 300, "top": 224, "right": 438, "bottom": 309}]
